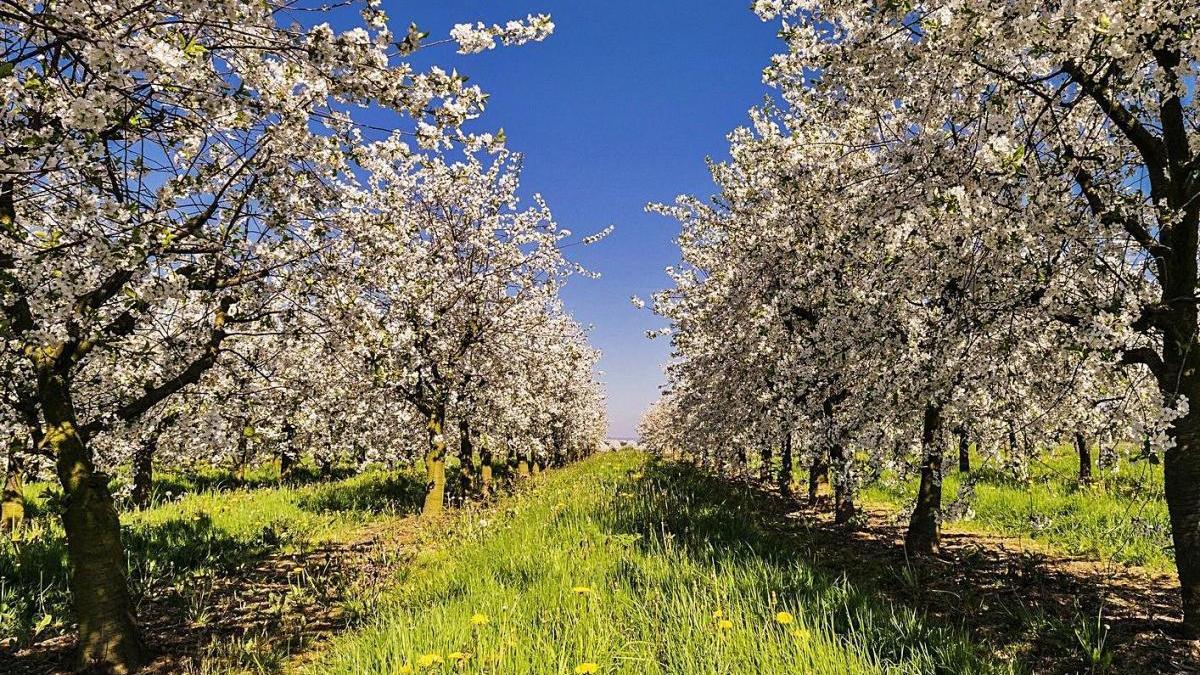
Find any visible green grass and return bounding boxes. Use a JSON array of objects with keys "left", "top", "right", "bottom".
[
  {"left": 309, "top": 451, "right": 1004, "bottom": 674},
  {"left": 0, "top": 467, "right": 424, "bottom": 644},
  {"left": 859, "top": 447, "right": 1171, "bottom": 570}
]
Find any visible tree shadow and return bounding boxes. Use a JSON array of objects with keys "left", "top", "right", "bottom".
[
  {"left": 621, "top": 459, "right": 1192, "bottom": 675},
  {"left": 296, "top": 473, "right": 425, "bottom": 515}
]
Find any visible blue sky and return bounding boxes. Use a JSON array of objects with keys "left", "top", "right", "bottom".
[{"left": 388, "top": 2, "right": 783, "bottom": 437}]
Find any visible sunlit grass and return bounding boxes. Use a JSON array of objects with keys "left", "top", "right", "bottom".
[
  {"left": 0, "top": 467, "right": 423, "bottom": 644},
  {"left": 310, "top": 451, "right": 1004, "bottom": 674},
  {"left": 859, "top": 446, "right": 1171, "bottom": 570}
]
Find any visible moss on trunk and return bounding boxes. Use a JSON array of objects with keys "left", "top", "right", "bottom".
[
  {"left": 422, "top": 416, "right": 447, "bottom": 517},
  {"left": 2, "top": 441, "right": 24, "bottom": 535},
  {"left": 41, "top": 374, "right": 142, "bottom": 672}
]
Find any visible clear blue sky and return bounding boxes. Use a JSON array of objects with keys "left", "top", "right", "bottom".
[{"left": 389, "top": 2, "right": 783, "bottom": 437}]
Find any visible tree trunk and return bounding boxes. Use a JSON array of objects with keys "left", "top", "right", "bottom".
[
  {"left": 2, "top": 440, "right": 25, "bottom": 534},
  {"left": 422, "top": 412, "right": 448, "bottom": 517},
  {"left": 480, "top": 445, "right": 494, "bottom": 498},
  {"left": 957, "top": 427, "right": 970, "bottom": 474},
  {"left": 1074, "top": 432, "right": 1092, "bottom": 485},
  {"left": 232, "top": 421, "right": 250, "bottom": 487},
  {"left": 906, "top": 403, "right": 943, "bottom": 555},
  {"left": 808, "top": 451, "right": 829, "bottom": 505},
  {"left": 759, "top": 443, "right": 773, "bottom": 483},
  {"left": 1162, "top": 368, "right": 1200, "bottom": 638},
  {"left": 279, "top": 421, "right": 296, "bottom": 482},
  {"left": 778, "top": 426, "right": 793, "bottom": 496},
  {"left": 458, "top": 419, "right": 475, "bottom": 499},
  {"left": 829, "top": 442, "right": 856, "bottom": 526},
  {"left": 131, "top": 439, "right": 153, "bottom": 510},
  {"left": 40, "top": 372, "right": 142, "bottom": 672}
]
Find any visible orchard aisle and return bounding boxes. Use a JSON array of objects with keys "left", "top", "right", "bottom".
[{"left": 300, "top": 451, "right": 1190, "bottom": 675}]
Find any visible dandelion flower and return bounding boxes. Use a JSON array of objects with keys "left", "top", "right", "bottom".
[
  {"left": 448, "top": 651, "right": 469, "bottom": 662},
  {"left": 791, "top": 627, "right": 811, "bottom": 640},
  {"left": 417, "top": 652, "right": 442, "bottom": 668},
  {"left": 717, "top": 619, "right": 733, "bottom": 630},
  {"left": 775, "top": 611, "right": 794, "bottom": 625},
  {"left": 571, "top": 586, "right": 593, "bottom": 595},
  {"left": 711, "top": 609, "right": 723, "bottom": 618},
  {"left": 470, "top": 613, "right": 489, "bottom": 626},
  {"left": 397, "top": 665, "right": 414, "bottom": 674},
  {"left": 575, "top": 663, "right": 600, "bottom": 674}
]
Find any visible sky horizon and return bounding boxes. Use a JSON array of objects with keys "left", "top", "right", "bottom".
[{"left": 384, "top": 2, "right": 785, "bottom": 437}]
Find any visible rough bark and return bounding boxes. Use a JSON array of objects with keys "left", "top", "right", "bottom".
[
  {"left": 905, "top": 403, "right": 944, "bottom": 555},
  {"left": 41, "top": 371, "right": 142, "bottom": 672},
  {"left": 1074, "top": 432, "right": 1092, "bottom": 485},
  {"left": 1166, "top": 410, "right": 1200, "bottom": 638}
]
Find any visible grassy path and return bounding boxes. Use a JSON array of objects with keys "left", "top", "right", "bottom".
[{"left": 303, "top": 451, "right": 995, "bottom": 674}]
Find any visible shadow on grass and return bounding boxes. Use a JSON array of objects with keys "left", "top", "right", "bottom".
[
  {"left": 297, "top": 473, "right": 425, "bottom": 515},
  {"left": 626, "top": 458, "right": 1186, "bottom": 675},
  {"left": 611, "top": 459, "right": 985, "bottom": 673}
]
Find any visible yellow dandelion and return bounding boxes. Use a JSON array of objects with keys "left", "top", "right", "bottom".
[
  {"left": 775, "top": 611, "right": 794, "bottom": 625},
  {"left": 448, "top": 651, "right": 469, "bottom": 662},
  {"left": 416, "top": 652, "right": 442, "bottom": 668},
  {"left": 791, "top": 627, "right": 811, "bottom": 640},
  {"left": 571, "top": 586, "right": 593, "bottom": 595},
  {"left": 397, "top": 665, "right": 414, "bottom": 674},
  {"left": 717, "top": 619, "right": 734, "bottom": 631},
  {"left": 469, "top": 612, "right": 489, "bottom": 626},
  {"left": 711, "top": 609, "right": 723, "bottom": 619},
  {"left": 575, "top": 663, "right": 600, "bottom": 674}
]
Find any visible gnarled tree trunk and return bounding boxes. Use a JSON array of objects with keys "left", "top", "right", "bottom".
[{"left": 40, "top": 371, "right": 142, "bottom": 672}]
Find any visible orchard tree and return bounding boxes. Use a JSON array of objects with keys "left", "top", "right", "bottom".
[
  {"left": 0, "top": 2, "right": 555, "bottom": 669},
  {"left": 752, "top": 0, "right": 1200, "bottom": 635}
]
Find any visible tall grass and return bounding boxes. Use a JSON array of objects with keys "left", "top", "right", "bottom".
[
  {"left": 0, "top": 467, "right": 423, "bottom": 644},
  {"left": 311, "top": 451, "right": 1005, "bottom": 674},
  {"left": 860, "top": 447, "right": 1170, "bottom": 570}
]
